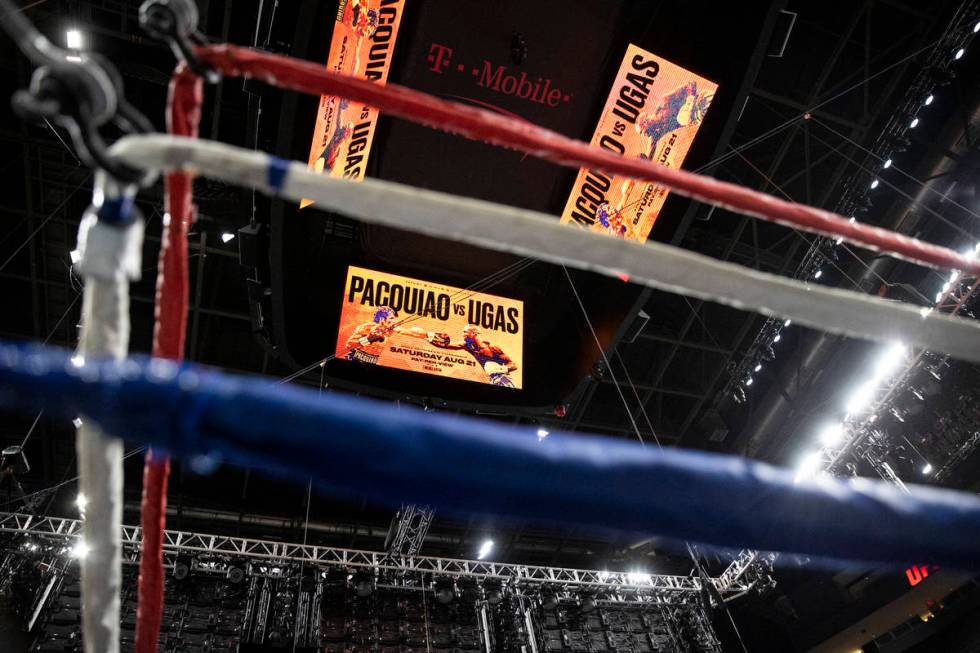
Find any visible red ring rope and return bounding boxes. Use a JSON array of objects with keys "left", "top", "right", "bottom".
[
  {"left": 134, "top": 63, "right": 202, "bottom": 653},
  {"left": 194, "top": 43, "right": 979, "bottom": 276}
]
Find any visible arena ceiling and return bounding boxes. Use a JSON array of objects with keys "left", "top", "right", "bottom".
[{"left": 1, "top": 1, "right": 979, "bottom": 650}]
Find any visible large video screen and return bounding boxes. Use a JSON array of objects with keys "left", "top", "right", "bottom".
[
  {"left": 336, "top": 266, "right": 524, "bottom": 389},
  {"left": 560, "top": 44, "right": 718, "bottom": 242}
]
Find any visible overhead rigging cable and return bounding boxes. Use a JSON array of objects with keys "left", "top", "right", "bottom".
[
  {"left": 111, "top": 135, "right": 980, "bottom": 363},
  {"left": 188, "top": 44, "right": 980, "bottom": 276}
]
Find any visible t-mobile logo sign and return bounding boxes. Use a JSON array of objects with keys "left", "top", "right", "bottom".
[{"left": 426, "top": 42, "right": 573, "bottom": 108}]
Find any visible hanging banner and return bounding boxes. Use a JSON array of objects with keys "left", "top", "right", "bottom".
[
  {"left": 560, "top": 44, "right": 717, "bottom": 242},
  {"left": 336, "top": 266, "right": 524, "bottom": 389},
  {"left": 301, "top": 0, "right": 406, "bottom": 207}
]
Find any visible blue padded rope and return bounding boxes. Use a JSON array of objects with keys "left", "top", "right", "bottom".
[{"left": 1, "top": 339, "right": 979, "bottom": 569}]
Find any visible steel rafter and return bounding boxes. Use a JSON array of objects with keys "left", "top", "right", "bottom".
[{"left": 0, "top": 512, "right": 750, "bottom": 596}]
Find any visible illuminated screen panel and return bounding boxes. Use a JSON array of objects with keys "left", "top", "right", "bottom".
[
  {"left": 560, "top": 44, "right": 718, "bottom": 242},
  {"left": 336, "top": 266, "right": 524, "bottom": 389},
  {"left": 301, "top": 0, "right": 406, "bottom": 207}
]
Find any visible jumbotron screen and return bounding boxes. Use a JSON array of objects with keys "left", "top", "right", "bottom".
[{"left": 336, "top": 266, "right": 524, "bottom": 389}]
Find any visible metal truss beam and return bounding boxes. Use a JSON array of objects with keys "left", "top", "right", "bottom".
[{"left": 0, "top": 512, "right": 749, "bottom": 595}]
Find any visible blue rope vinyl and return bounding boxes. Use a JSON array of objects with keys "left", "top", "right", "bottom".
[{"left": 1, "top": 340, "right": 978, "bottom": 568}]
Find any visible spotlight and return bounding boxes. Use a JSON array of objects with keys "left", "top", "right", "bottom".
[
  {"left": 477, "top": 539, "right": 494, "bottom": 560},
  {"left": 173, "top": 560, "right": 190, "bottom": 580},
  {"left": 883, "top": 158, "right": 892, "bottom": 169},
  {"left": 975, "top": 20, "right": 980, "bottom": 33},
  {"left": 66, "top": 29, "right": 83, "bottom": 50},
  {"left": 754, "top": 363, "right": 762, "bottom": 372},
  {"left": 221, "top": 232, "right": 235, "bottom": 243},
  {"left": 435, "top": 580, "right": 456, "bottom": 604},
  {"left": 579, "top": 595, "right": 597, "bottom": 614},
  {"left": 70, "top": 249, "right": 81, "bottom": 264},
  {"left": 872, "top": 342, "right": 907, "bottom": 382},
  {"left": 536, "top": 428, "right": 549, "bottom": 440},
  {"left": 773, "top": 333, "right": 782, "bottom": 343},
  {"left": 924, "top": 94, "right": 934, "bottom": 106},
  {"left": 226, "top": 566, "right": 245, "bottom": 584},
  {"left": 485, "top": 584, "right": 504, "bottom": 605},
  {"left": 922, "top": 463, "right": 933, "bottom": 475},
  {"left": 784, "top": 319, "right": 792, "bottom": 327},
  {"left": 870, "top": 179, "right": 879, "bottom": 189},
  {"left": 845, "top": 381, "right": 876, "bottom": 414},
  {"left": 70, "top": 354, "right": 85, "bottom": 367},
  {"left": 353, "top": 572, "right": 374, "bottom": 597},
  {"left": 819, "top": 424, "right": 844, "bottom": 447},
  {"left": 69, "top": 539, "right": 90, "bottom": 560},
  {"left": 909, "top": 118, "right": 919, "bottom": 129},
  {"left": 75, "top": 493, "right": 88, "bottom": 513},
  {"left": 66, "top": 55, "right": 82, "bottom": 63},
  {"left": 541, "top": 592, "right": 559, "bottom": 610},
  {"left": 814, "top": 269, "right": 823, "bottom": 279},
  {"left": 954, "top": 48, "right": 965, "bottom": 60},
  {"left": 794, "top": 451, "right": 823, "bottom": 482},
  {"left": 72, "top": 417, "right": 83, "bottom": 428}
]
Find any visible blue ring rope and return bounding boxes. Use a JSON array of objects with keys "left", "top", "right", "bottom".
[{"left": 1, "top": 340, "right": 978, "bottom": 569}]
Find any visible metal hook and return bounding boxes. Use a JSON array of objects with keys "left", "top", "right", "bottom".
[{"left": 140, "top": 0, "right": 220, "bottom": 83}]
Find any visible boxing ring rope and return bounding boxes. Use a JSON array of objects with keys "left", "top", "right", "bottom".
[
  {"left": 190, "top": 44, "right": 980, "bottom": 276},
  {"left": 111, "top": 134, "right": 980, "bottom": 362},
  {"left": 5, "top": 341, "right": 980, "bottom": 570},
  {"left": 118, "top": 41, "right": 980, "bottom": 651}
]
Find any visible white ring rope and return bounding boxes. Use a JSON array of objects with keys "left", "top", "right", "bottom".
[
  {"left": 112, "top": 135, "right": 980, "bottom": 363},
  {"left": 73, "top": 175, "right": 144, "bottom": 653}
]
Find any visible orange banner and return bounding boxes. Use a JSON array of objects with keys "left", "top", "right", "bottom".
[
  {"left": 560, "top": 44, "right": 717, "bottom": 242},
  {"left": 302, "top": 0, "right": 405, "bottom": 207},
  {"left": 336, "top": 266, "right": 524, "bottom": 389}
]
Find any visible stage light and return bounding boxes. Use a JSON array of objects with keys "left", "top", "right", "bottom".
[
  {"left": 627, "top": 571, "right": 650, "bottom": 585},
  {"left": 598, "top": 570, "right": 610, "bottom": 581},
  {"left": 353, "top": 572, "right": 374, "bottom": 597},
  {"left": 848, "top": 216, "right": 856, "bottom": 223},
  {"left": 814, "top": 269, "right": 823, "bottom": 279},
  {"left": 435, "top": 580, "right": 456, "bottom": 604},
  {"left": 66, "top": 55, "right": 82, "bottom": 62},
  {"left": 883, "top": 158, "right": 892, "bottom": 169},
  {"left": 773, "top": 333, "right": 781, "bottom": 343},
  {"left": 954, "top": 48, "right": 965, "bottom": 60},
  {"left": 784, "top": 319, "right": 792, "bottom": 327},
  {"left": 745, "top": 377, "right": 754, "bottom": 387},
  {"left": 835, "top": 236, "right": 844, "bottom": 245},
  {"left": 922, "top": 463, "right": 933, "bottom": 475},
  {"left": 221, "top": 232, "right": 235, "bottom": 243},
  {"left": 477, "top": 539, "right": 494, "bottom": 560},
  {"left": 70, "top": 354, "right": 84, "bottom": 367},
  {"left": 975, "top": 20, "right": 980, "bottom": 32},
  {"left": 69, "top": 539, "right": 90, "bottom": 559},
  {"left": 872, "top": 342, "right": 907, "bottom": 382},
  {"left": 910, "top": 118, "right": 919, "bottom": 128},
  {"left": 66, "top": 29, "right": 83, "bottom": 49},
  {"left": 579, "top": 595, "right": 597, "bottom": 613},
  {"left": 75, "top": 493, "right": 88, "bottom": 513},
  {"left": 934, "top": 291, "right": 943, "bottom": 303},
  {"left": 794, "top": 451, "right": 823, "bottom": 482},
  {"left": 924, "top": 94, "right": 934, "bottom": 105},
  {"left": 819, "top": 424, "right": 844, "bottom": 447},
  {"left": 536, "top": 428, "right": 549, "bottom": 440},
  {"left": 754, "top": 363, "right": 762, "bottom": 372},
  {"left": 541, "top": 592, "right": 559, "bottom": 610},
  {"left": 845, "top": 381, "right": 876, "bottom": 414},
  {"left": 870, "top": 179, "right": 879, "bottom": 189},
  {"left": 72, "top": 417, "right": 83, "bottom": 428}
]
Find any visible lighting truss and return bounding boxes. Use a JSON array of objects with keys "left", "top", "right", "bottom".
[
  {"left": 0, "top": 512, "right": 750, "bottom": 596},
  {"left": 387, "top": 503, "right": 435, "bottom": 557}
]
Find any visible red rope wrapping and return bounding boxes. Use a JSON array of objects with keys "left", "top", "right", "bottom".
[
  {"left": 194, "top": 43, "right": 979, "bottom": 276},
  {"left": 134, "top": 63, "right": 202, "bottom": 653}
]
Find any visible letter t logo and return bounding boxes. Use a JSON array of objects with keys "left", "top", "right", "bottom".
[{"left": 427, "top": 43, "right": 453, "bottom": 73}]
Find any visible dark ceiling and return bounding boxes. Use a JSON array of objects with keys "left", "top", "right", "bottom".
[{"left": 1, "top": 0, "right": 980, "bottom": 651}]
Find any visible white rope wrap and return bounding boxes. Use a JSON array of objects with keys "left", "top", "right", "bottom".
[
  {"left": 111, "top": 135, "right": 980, "bottom": 362},
  {"left": 73, "top": 191, "right": 143, "bottom": 653}
]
